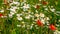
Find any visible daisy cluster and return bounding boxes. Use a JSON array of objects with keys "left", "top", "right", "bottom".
[{"left": 0, "top": 0, "right": 60, "bottom": 34}]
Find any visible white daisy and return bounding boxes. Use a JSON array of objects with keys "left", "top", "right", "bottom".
[
  {"left": 0, "top": 10, "right": 4, "bottom": 13},
  {"left": 24, "top": 3, "right": 30, "bottom": 8},
  {"left": 41, "top": 19, "right": 45, "bottom": 24},
  {"left": 10, "top": 1, "right": 20, "bottom": 6},
  {"left": 25, "top": 16, "right": 30, "bottom": 19},
  {"left": 34, "top": 14, "right": 39, "bottom": 17},
  {"left": 10, "top": 12, "right": 15, "bottom": 15},
  {"left": 46, "top": 21, "right": 49, "bottom": 25},
  {"left": 13, "top": 1, "right": 20, "bottom": 5},
  {"left": 50, "top": 8, "right": 55, "bottom": 12},
  {"left": 17, "top": 17, "right": 23, "bottom": 21},
  {"left": 40, "top": 13, "right": 45, "bottom": 17},
  {"left": 46, "top": 17, "right": 50, "bottom": 20},
  {"left": 22, "top": 3, "right": 30, "bottom": 11},
  {"left": 54, "top": 30, "right": 60, "bottom": 34},
  {"left": 11, "top": 6, "right": 19, "bottom": 10},
  {"left": 45, "top": 8, "right": 48, "bottom": 11},
  {"left": 17, "top": 25, "right": 21, "bottom": 27},
  {"left": 10, "top": 8, "right": 15, "bottom": 12},
  {"left": 8, "top": 14, "right": 13, "bottom": 18},
  {"left": 16, "top": 14, "right": 20, "bottom": 17}
]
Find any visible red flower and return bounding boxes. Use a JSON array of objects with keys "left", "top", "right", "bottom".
[
  {"left": 36, "top": 5, "right": 40, "bottom": 9},
  {"left": 42, "top": 1, "right": 48, "bottom": 5},
  {"left": 0, "top": 14, "right": 3, "bottom": 17},
  {"left": 49, "top": 24, "right": 56, "bottom": 31},
  {"left": 36, "top": 20, "right": 43, "bottom": 26}
]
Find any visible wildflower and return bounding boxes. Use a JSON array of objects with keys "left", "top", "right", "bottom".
[
  {"left": 36, "top": 20, "right": 43, "bottom": 26},
  {"left": 49, "top": 24, "right": 56, "bottom": 31}
]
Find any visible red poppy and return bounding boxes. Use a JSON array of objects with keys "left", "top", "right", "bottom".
[
  {"left": 42, "top": 1, "right": 48, "bottom": 5},
  {"left": 36, "top": 20, "right": 43, "bottom": 26},
  {"left": 36, "top": 5, "right": 40, "bottom": 9},
  {"left": 49, "top": 24, "right": 56, "bottom": 31},
  {"left": 0, "top": 14, "right": 3, "bottom": 17}
]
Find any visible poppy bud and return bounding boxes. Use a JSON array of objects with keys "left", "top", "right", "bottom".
[
  {"left": 42, "top": 1, "right": 48, "bottom": 5},
  {"left": 36, "top": 20, "right": 43, "bottom": 26},
  {"left": 36, "top": 5, "right": 40, "bottom": 9},
  {"left": 49, "top": 24, "right": 56, "bottom": 31},
  {"left": 0, "top": 14, "right": 3, "bottom": 17}
]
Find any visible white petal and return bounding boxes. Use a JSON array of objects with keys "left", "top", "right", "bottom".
[
  {"left": 16, "top": 14, "right": 20, "bottom": 17},
  {"left": 40, "top": 13, "right": 45, "bottom": 17},
  {"left": 17, "top": 25, "right": 21, "bottom": 27},
  {"left": 0, "top": 10, "right": 4, "bottom": 12},
  {"left": 50, "top": 8, "right": 55, "bottom": 12},
  {"left": 8, "top": 14, "right": 13, "bottom": 18},
  {"left": 45, "top": 8, "right": 48, "bottom": 11},
  {"left": 17, "top": 17, "right": 23, "bottom": 21},
  {"left": 46, "top": 17, "right": 50, "bottom": 20},
  {"left": 25, "top": 16, "right": 30, "bottom": 19}
]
